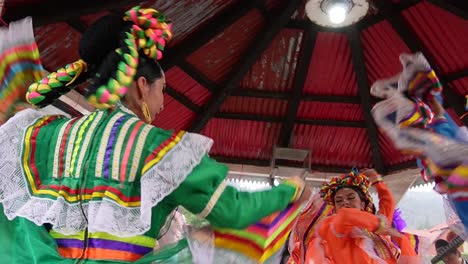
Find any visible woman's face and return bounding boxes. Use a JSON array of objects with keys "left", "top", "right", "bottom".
[
  {"left": 134, "top": 72, "right": 166, "bottom": 122},
  {"left": 333, "top": 187, "right": 365, "bottom": 211},
  {"left": 145, "top": 76, "right": 166, "bottom": 121}
]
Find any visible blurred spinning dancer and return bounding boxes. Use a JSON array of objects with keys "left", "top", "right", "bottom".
[{"left": 0, "top": 6, "right": 310, "bottom": 264}]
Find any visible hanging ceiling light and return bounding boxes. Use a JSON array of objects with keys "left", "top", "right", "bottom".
[
  {"left": 324, "top": 0, "right": 352, "bottom": 24},
  {"left": 305, "top": 0, "right": 369, "bottom": 28}
]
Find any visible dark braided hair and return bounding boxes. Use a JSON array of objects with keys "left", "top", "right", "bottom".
[{"left": 26, "top": 6, "right": 170, "bottom": 109}]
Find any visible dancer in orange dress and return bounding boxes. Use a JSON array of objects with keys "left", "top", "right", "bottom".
[{"left": 289, "top": 168, "right": 418, "bottom": 263}]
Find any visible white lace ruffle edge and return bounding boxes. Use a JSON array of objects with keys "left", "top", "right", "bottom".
[{"left": 0, "top": 108, "right": 213, "bottom": 237}]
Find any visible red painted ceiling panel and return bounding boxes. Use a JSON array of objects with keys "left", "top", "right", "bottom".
[
  {"left": 186, "top": 9, "right": 265, "bottom": 84},
  {"left": 220, "top": 96, "right": 287, "bottom": 117},
  {"left": 303, "top": 32, "right": 358, "bottom": 96},
  {"left": 450, "top": 77, "right": 468, "bottom": 96},
  {"left": 153, "top": 94, "right": 196, "bottom": 131},
  {"left": 149, "top": 0, "right": 236, "bottom": 45},
  {"left": 446, "top": 108, "right": 464, "bottom": 127},
  {"left": 402, "top": 2, "right": 468, "bottom": 75},
  {"left": 361, "top": 20, "right": 411, "bottom": 85},
  {"left": 378, "top": 131, "right": 414, "bottom": 166},
  {"left": 202, "top": 118, "right": 281, "bottom": 160},
  {"left": 290, "top": 125, "right": 371, "bottom": 167},
  {"left": 240, "top": 29, "right": 303, "bottom": 92},
  {"left": 165, "top": 66, "right": 212, "bottom": 106},
  {"left": 34, "top": 23, "right": 80, "bottom": 71},
  {"left": 297, "top": 102, "right": 365, "bottom": 121}
]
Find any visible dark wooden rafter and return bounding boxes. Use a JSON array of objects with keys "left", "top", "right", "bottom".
[
  {"left": 159, "top": 1, "right": 254, "bottom": 71},
  {"left": 278, "top": 25, "right": 318, "bottom": 147},
  {"left": 66, "top": 18, "right": 87, "bottom": 33},
  {"left": 165, "top": 86, "right": 200, "bottom": 113},
  {"left": 214, "top": 112, "right": 365, "bottom": 127},
  {"left": 374, "top": 0, "right": 468, "bottom": 126},
  {"left": 252, "top": 0, "right": 272, "bottom": 23},
  {"left": 189, "top": 0, "right": 303, "bottom": 133},
  {"left": 427, "top": 0, "right": 468, "bottom": 20},
  {"left": 446, "top": 69, "right": 468, "bottom": 82},
  {"left": 348, "top": 27, "right": 386, "bottom": 174},
  {"left": 386, "top": 160, "right": 418, "bottom": 174},
  {"left": 177, "top": 62, "right": 217, "bottom": 92},
  {"left": 297, "top": 119, "right": 365, "bottom": 128},
  {"left": 232, "top": 89, "right": 362, "bottom": 103},
  {"left": 3, "top": 0, "right": 146, "bottom": 27},
  {"left": 214, "top": 113, "right": 281, "bottom": 123}
]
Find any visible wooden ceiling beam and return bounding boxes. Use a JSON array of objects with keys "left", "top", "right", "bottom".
[
  {"left": 232, "top": 89, "right": 290, "bottom": 100},
  {"left": 189, "top": 0, "right": 303, "bottom": 132},
  {"left": 297, "top": 119, "right": 365, "bottom": 128},
  {"left": 348, "top": 27, "right": 386, "bottom": 174},
  {"left": 253, "top": 0, "right": 272, "bottom": 23},
  {"left": 214, "top": 113, "right": 281, "bottom": 123},
  {"left": 279, "top": 25, "right": 318, "bottom": 147},
  {"left": 177, "top": 62, "right": 217, "bottom": 92},
  {"left": 3, "top": 0, "right": 146, "bottom": 27},
  {"left": 446, "top": 69, "right": 468, "bottom": 82},
  {"left": 66, "top": 18, "right": 87, "bottom": 34},
  {"left": 165, "top": 86, "right": 200, "bottom": 113},
  {"left": 232, "top": 89, "right": 361, "bottom": 103},
  {"left": 215, "top": 112, "right": 365, "bottom": 128},
  {"left": 386, "top": 160, "right": 418, "bottom": 174},
  {"left": 427, "top": 0, "right": 468, "bottom": 20},
  {"left": 375, "top": 0, "right": 468, "bottom": 126}
]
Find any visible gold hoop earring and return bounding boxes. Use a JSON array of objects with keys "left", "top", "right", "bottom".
[{"left": 141, "top": 102, "right": 152, "bottom": 123}]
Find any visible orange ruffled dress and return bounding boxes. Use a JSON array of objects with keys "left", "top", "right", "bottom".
[{"left": 304, "top": 182, "right": 417, "bottom": 264}]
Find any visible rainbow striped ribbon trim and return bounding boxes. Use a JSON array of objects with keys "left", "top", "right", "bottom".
[
  {"left": 214, "top": 202, "right": 302, "bottom": 263},
  {"left": 50, "top": 230, "right": 156, "bottom": 262}
]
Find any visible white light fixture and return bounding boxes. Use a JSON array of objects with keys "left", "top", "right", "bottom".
[
  {"left": 306, "top": 0, "right": 369, "bottom": 28},
  {"left": 326, "top": 1, "right": 350, "bottom": 24}
]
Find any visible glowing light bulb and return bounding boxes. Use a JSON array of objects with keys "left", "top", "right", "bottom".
[{"left": 328, "top": 4, "right": 347, "bottom": 24}]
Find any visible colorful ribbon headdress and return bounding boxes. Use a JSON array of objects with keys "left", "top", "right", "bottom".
[
  {"left": 26, "top": 6, "right": 172, "bottom": 109},
  {"left": 319, "top": 168, "right": 375, "bottom": 213}
]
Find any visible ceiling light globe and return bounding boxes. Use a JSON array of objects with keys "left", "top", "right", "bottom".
[{"left": 328, "top": 3, "right": 348, "bottom": 24}]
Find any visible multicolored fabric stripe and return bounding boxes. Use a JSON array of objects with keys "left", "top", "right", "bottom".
[
  {"left": 419, "top": 158, "right": 468, "bottom": 197},
  {"left": 214, "top": 202, "right": 302, "bottom": 263},
  {"left": 406, "top": 69, "right": 442, "bottom": 99},
  {"left": 50, "top": 230, "right": 156, "bottom": 262},
  {"left": 362, "top": 229, "right": 397, "bottom": 259},
  {"left": 287, "top": 195, "right": 333, "bottom": 264},
  {"left": 0, "top": 18, "right": 45, "bottom": 125},
  {"left": 402, "top": 232, "right": 420, "bottom": 254},
  {"left": 142, "top": 130, "right": 185, "bottom": 174},
  {"left": 20, "top": 108, "right": 184, "bottom": 207},
  {"left": 398, "top": 99, "right": 434, "bottom": 128}
]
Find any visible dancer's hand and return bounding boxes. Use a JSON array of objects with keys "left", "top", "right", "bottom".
[{"left": 361, "top": 168, "right": 383, "bottom": 185}]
